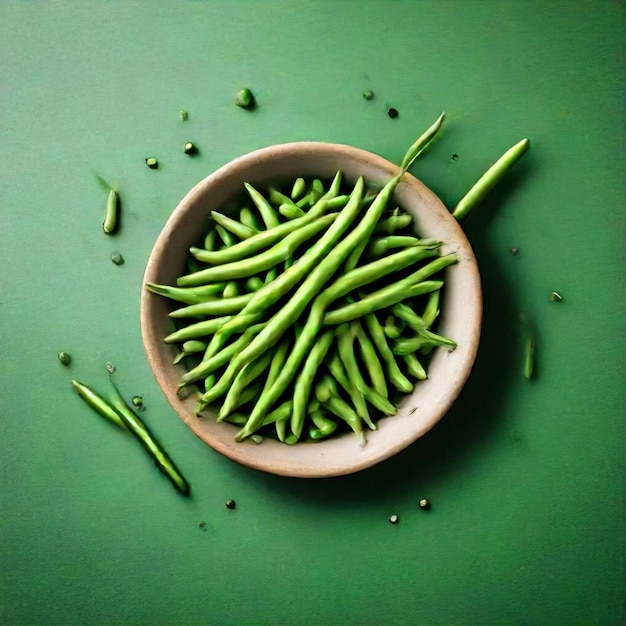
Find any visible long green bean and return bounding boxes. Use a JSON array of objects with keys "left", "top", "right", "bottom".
[
  {"left": 71, "top": 379, "right": 127, "bottom": 430},
  {"left": 211, "top": 211, "right": 258, "bottom": 239},
  {"left": 169, "top": 293, "right": 253, "bottom": 318}
]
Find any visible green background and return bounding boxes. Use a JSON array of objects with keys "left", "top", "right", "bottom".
[{"left": 1, "top": 1, "right": 623, "bottom": 624}]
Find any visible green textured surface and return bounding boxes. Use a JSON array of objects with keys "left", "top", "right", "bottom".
[{"left": 1, "top": 1, "right": 624, "bottom": 624}]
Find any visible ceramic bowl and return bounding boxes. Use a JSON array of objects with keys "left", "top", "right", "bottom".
[{"left": 140, "top": 142, "right": 482, "bottom": 478}]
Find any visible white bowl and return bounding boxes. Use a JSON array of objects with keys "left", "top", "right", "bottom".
[{"left": 140, "top": 142, "right": 482, "bottom": 477}]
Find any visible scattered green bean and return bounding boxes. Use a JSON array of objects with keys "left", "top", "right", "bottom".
[
  {"left": 400, "top": 112, "right": 446, "bottom": 171},
  {"left": 374, "top": 213, "right": 413, "bottom": 234},
  {"left": 102, "top": 189, "right": 119, "bottom": 235},
  {"left": 245, "top": 276, "right": 264, "bottom": 292},
  {"left": 71, "top": 379, "right": 127, "bottom": 430},
  {"left": 239, "top": 207, "right": 263, "bottom": 231},
  {"left": 179, "top": 109, "right": 188, "bottom": 121}
]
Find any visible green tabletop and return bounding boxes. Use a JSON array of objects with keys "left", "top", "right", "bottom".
[{"left": 1, "top": 2, "right": 623, "bottom": 624}]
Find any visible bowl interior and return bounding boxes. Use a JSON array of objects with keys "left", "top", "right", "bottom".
[{"left": 140, "top": 142, "right": 482, "bottom": 478}]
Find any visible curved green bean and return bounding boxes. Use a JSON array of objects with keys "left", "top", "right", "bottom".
[
  {"left": 374, "top": 213, "right": 413, "bottom": 234},
  {"left": 173, "top": 339, "right": 207, "bottom": 364},
  {"left": 212, "top": 211, "right": 258, "bottom": 239},
  {"left": 239, "top": 207, "right": 263, "bottom": 231},
  {"left": 145, "top": 282, "right": 226, "bottom": 305},
  {"left": 323, "top": 395, "right": 364, "bottom": 446},
  {"left": 164, "top": 315, "right": 232, "bottom": 343},
  {"left": 452, "top": 138, "right": 530, "bottom": 221},
  {"left": 169, "top": 293, "right": 252, "bottom": 318},
  {"left": 354, "top": 321, "right": 387, "bottom": 398},
  {"left": 402, "top": 353, "right": 427, "bottom": 380},
  {"left": 244, "top": 276, "right": 264, "bottom": 292},
  {"left": 244, "top": 182, "right": 281, "bottom": 228},
  {"left": 216, "top": 225, "right": 236, "bottom": 248},
  {"left": 422, "top": 290, "right": 440, "bottom": 329},
  {"left": 400, "top": 112, "right": 446, "bottom": 171},
  {"left": 390, "top": 303, "right": 456, "bottom": 349},
  {"left": 203, "top": 228, "right": 217, "bottom": 251},
  {"left": 222, "top": 282, "right": 239, "bottom": 298},
  {"left": 363, "top": 313, "right": 413, "bottom": 394},
  {"left": 383, "top": 314, "right": 403, "bottom": 339},
  {"left": 291, "top": 177, "right": 306, "bottom": 200}
]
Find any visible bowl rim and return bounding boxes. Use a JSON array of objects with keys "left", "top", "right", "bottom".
[{"left": 140, "top": 141, "right": 482, "bottom": 478}]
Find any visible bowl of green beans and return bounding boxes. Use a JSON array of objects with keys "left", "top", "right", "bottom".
[{"left": 141, "top": 138, "right": 482, "bottom": 477}]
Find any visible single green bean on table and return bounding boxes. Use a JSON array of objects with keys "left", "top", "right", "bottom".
[
  {"left": 102, "top": 189, "right": 119, "bottom": 235},
  {"left": 71, "top": 379, "right": 128, "bottom": 430}
]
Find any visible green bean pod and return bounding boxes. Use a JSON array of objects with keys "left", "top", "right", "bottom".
[
  {"left": 212, "top": 211, "right": 258, "bottom": 240},
  {"left": 363, "top": 313, "right": 413, "bottom": 393},
  {"left": 402, "top": 353, "right": 427, "bottom": 380},
  {"left": 71, "top": 379, "right": 127, "bottom": 430},
  {"left": 169, "top": 293, "right": 252, "bottom": 318},
  {"left": 291, "top": 330, "right": 335, "bottom": 439},
  {"left": 400, "top": 112, "right": 446, "bottom": 171},
  {"left": 390, "top": 303, "right": 456, "bottom": 349},
  {"left": 291, "top": 177, "right": 306, "bottom": 200},
  {"left": 422, "top": 290, "right": 441, "bottom": 329},
  {"left": 383, "top": 314, "right": 403, "bottom": 339},
  {"left": 244, "top": 182, "right": 281, "bottom": 228},
  {"left": 145, "top": 282, "right": 226, "bottom": 305},
  {"left": 244, "top": 276, "right": 264, "bottom": 292},
  {"left": 279, "top": 203, "right": 306, "bottom": 220},
  {"left": 309, "top": 409, "right": 338, "bottom": 440},
  {"left": 203, "top": 228, "right": 217, "bottom": 251},
  {"left": 219, "top": 350, "right": 274, "bottom": 419},
  {"left": 452, "top": 138, "right": 530, "bottom": 221},
  {"left": 216, "top": 225, "right": 236, "bottom": 248},
  {"left": 239, "top": 207, "right": 263, "bottom": 231},
  {"left": 164, "top": 315, "right": 232, "bottom": 343},
  {"left": 355, "top": 321, "right": 388, "bottom": 398},
  {"left": 108, "top": 380, "right": 190, "bottom": 496},
  {"left": 222, "top": 282, "right": 239, "bottom": 298},
  {"left": 102, "top": 189, "right": 120, "bottom": 235},
  {"left": 181, "top": 213, "right": 338, "bottom": 285},
  {"left": 374, "top": 213, "right": 413, "bottom": 234},
  {"left": 323, "top": 395, "right": 365, "bottom": 446},
  {"left": 173, "top": 340, "right": 207, "bottom": 364}
]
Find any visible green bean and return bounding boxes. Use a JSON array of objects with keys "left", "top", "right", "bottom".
[
  {"left": 181, "top": 322, "right": 266, "bottom": 387},
  {"left": 355, "top": 322, "right": 388, "bottom": 398},
  {"left": 261, "top": 401, "right": 292, "bottom": 427},
  {"left": 323, "top": 395, "right": 364, "bottom": 446},
  {"left": 244, "top": 182, "right": 280, "bottom": 228},
  {"left": 145, "top": 282, "right": 225, "bottom": 305},
  {"left": 314, "top": 374, "right": 338, "bottom": 404},
  {"left": 219, "top": 350, "right": 274, "bottom": 419},
  {"left": 422, "top": 290, "right": 440, "bottom": 329},
  {"left": 188, "top": 172, "right": 342, "bottom": 267},
  {"left": 236, "top": 242, "right": 435, "bottom": 436},
  {"left": 216, "top": 225, "right": 236, "bottom": 248},
  {"left": 244, "top": 276, "right": 264, "bottom": 292},
  {"left": 71, "top": 379, "right": 127, "bottom": 430},
  {"left": 212, "top": 211, "right": 258, "bottom": 240},
  {"left": 164, "top": 316, "right": 231, "bottom": 343},
  {"left": 181, "top": 213, "right": 339, "bottom": 285},
  {"left": 173, "top": 340, "right": 207, "bottom": 364},
  {"left": 223, "top": 413, "right": 247, "bottom": 426},
  {"left": 336, "top": 324, "right": 374, "bottom": 428},
  {"left": 402, "top": 353, "right": 427, "bottom": 380},
  {"left": 108, "top": 379, "right": 190, "bottom": 496},
  {"left": 383, "top": 314, "right": 403, "bottom": 339},
  {"left": 524, "top": 334, "right": 535, "bottom": 380},
  {"left": 275, "top": 417, "right": 288, "bottom": 442},
  {"left": 102, "top": 189, "right": 119, "bottom": 235},
  {"left": 309, "top": 409, "right": 337, "bottom": 440},
  {"left": 374, "top": 213, "right": 413, "bottom": 234},
  {"left": 239, "top": 207, "right": 263, "bottom": 231},
  {"left": 203, "top": 374, "right": 216, "bottom": 394},
  {"left": 392, "top": 328, "right": 454, "bottom": 355},
  {"left": 291, "top": 330, "right": 335, "bottom": 439},
  {"left": 291, "top": 177, "right": 306, "bottom": 200},
  {"left": 327, "top": 194, "right": 350, "bottom": 210},
  {"left": 364, "top": 313, "right": 413, "bottom": 393},
  {"left": 203, "top": 228, "right": 217, "bottom": 251},
  {"left": 324, "top": 254, "right": 455, "bottom": 325},
  {"left": 185, "top": 255, "right": 202, "bottom": 274},
  {"left": 452, "top": 138, "right": 530, "bottom": 221},
  {"left": 390, "top": 303, "right": 456, "bottom": 349},
  {"left": 261, "top": 334, "right": 291, "bottom": 394},
  {"left": 222, "top": 282, "right": 239, "bottom": 298},
  {"left": 230, "top": 380, "right": 263, "bottom": 412},
  {"left": 170, "top": 294, "right": 251, "bottom": 318},
  {"left": 279, "top": 203, "right": 306, "bottom": 220},
  {"left": 367, "top": 236, "right": 426, "bottom": 258},
  {"left": 264, "top": 266, "right": 278, "bottom": 284},
  {"left": 400, "top": 112, "right": 446, "bottom": 171}
]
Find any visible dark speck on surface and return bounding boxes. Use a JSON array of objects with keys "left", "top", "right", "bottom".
[
  {"left": 387, "top": 107, "right": 399, "bottom": 119},
  {"left": 510, "top": 247, "right": 520, "bottom": 256},
  {"left": 451, "top": 153, "right": 459, "bottom": 161},
  {"left": 419, "top": 498, "right": 432, "bottom": 511},
  {"left": 225, "top": 499, "right": 236, "bottom": 510},
  {"left": 199, "top": 521, "right": 207, "bottom": 531}
]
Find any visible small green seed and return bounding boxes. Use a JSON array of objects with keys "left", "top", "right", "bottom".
[
  {"left": 250, "top": 435, "right": 263, "bottom": 444},
  {"left": 234, "top": 88, "right": 254, "bottom": 109},
  {"left": 58, "top": 351, "right": 71, "bottom": 366},
  {"left": 145, "top": 157, "right": 158, "bottom": 169},
  {"left": 183, "top": 142, "right": 197, "bottom": 155},
  {"left": 419, "top": 498, "right": 431, "bottom": 511},
  {"left": 363, "top": 90, "right": 374, "bottom": 100},
  {"left": 225, "top": 499, "right": 236, "bottom": 509},
  {"left": 550, "top": 291, "right": 563, "bottom": 302},
  {"left": 389, "top": 514, "right": 399, "bottom": 524},
  {"left": 111, "top": 251, "right": 124, "bottom": 265},
  {"left": 131, "top": 395, "right": 144, "bottom": 409},
  {"left": 179, "top": 109, "right": 188, "bottom": 121}
]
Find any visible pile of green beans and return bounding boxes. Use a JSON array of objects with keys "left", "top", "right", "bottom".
[{"left": 145, "top": 115, "right": 464, "bottom": 445}]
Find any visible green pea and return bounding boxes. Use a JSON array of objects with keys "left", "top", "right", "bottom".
[
  {"left": 111, "top": 252, "right": 124, "bottom": 265},
  {"left": 145, "top": 157, "right": 159, "bottom": 169},
  {"left": 179, "top": 109, "right": 188, "bottom": 121},
  {"left": 363, "top": 90, "right": 374, "bottom": 100},
  {"left": 183, "top": 142, "right": 197, "bottom": 155},
  {"left": 234, "top": 88, "right": 255, "bottom": 109},
  {"left": 58, "top": 351, "right": 72, "bottom": 366}
]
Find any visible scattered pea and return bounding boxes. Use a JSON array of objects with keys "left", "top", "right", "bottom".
[
  {"left": 58, "top": 351, "right": 72, "bottom": 366},
  {"left": 389, "top": 514, "right": 399, "bottom": 524},
  {"left": 225, "top": 499, "right": 236, "bottom": 509},
  {"left": 510, "top": 247, "right": 520, "bottom": 256},
  {"left": 550, "top": 291, "right": 563, "bottom": 302},
  {"left": 419, "top": 498, "right": 431, "bottom": 511},
  {"left": 179, "top": 109, "right": 188, "bottom": 121},
  {"left": 387, "top": 107, "right": 399, "bottom": 119},
  {"left": 183, "top": 142, "right": 197, "bottom": 155},
  {"left": 363, "top": 90, "right": 374, "bottom": 100},
  {"left": 145, "top": 157, "right": 159, "bottom": 169},
  {"left": 451, "top": 153, "right": 459, "bottom": 161},
  {"left": 234, "top": 88, "right": 254, "bottom": 109},
  {"left": 105, "top": 362, "right": 116, "bottom": 374},
  {"left": 198, "top": 521, "right": 207, "bottom": 531},
  {"left": 111, "top": 251, "right": 124, "bottom": 265},
  {"left": 131, "top": 395, "right": 144, "bottom": 410}
]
